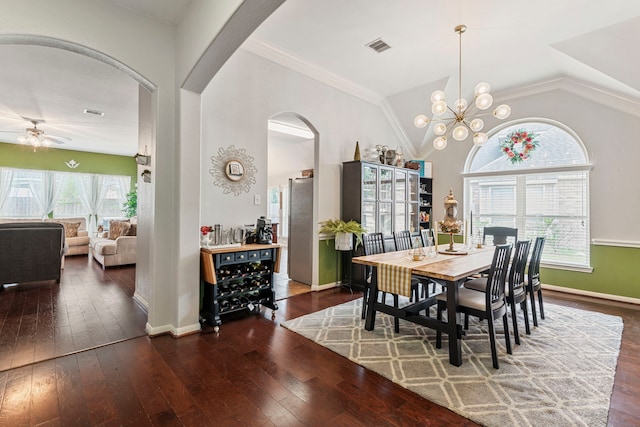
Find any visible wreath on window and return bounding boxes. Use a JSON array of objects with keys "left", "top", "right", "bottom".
[{"left": 501, "top": 129, "right": 539, "bottom": 164}]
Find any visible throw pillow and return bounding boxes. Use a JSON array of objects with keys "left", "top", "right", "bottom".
[
  {"left": 109, "top": 220, "right": 132, "bottom": 240},
  {"left": 46, "top": 220, "right": 81, "bottom": 238},
  {"left": 126, "top": 223, "right": 137, "bottom": 236}
]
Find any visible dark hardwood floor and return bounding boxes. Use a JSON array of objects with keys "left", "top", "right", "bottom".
[
  {"left": 0, "top": 256, "right": 638, "bottom": 425},
  {"left": 0, "top": 255, "right": 147, "bottom": 372}
]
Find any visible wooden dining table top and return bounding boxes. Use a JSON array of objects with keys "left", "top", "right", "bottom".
[{"left": 352, "top": 244, "right": 496, "bottom": 283}]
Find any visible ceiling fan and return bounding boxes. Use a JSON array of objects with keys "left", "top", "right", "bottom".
[{"left": 0, "top": 118, "right": 72, "bottom": 148}]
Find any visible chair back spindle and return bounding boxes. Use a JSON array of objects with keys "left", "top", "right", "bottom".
[
  {"left": 485, "top": 244, "right": 512, "bottom": 308},
  {"left": 509, "top": 240, "right": 531, "bottom": 295},
  {"left": 528, "top": 237, "right": 545, "bottom": 287},
  {"left": 393, "top": 230, "right": 413, "bottom": 251}
]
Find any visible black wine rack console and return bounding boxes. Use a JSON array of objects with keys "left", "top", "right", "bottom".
[{"left": 200, "top": 245, "right": 279, "bottom": 332}]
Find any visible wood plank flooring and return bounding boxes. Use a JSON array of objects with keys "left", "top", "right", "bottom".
[
  {"left": 0, "top": 255, "right": 147, "bottom": 372},
  {"left": 1, "top": 256, "right": 639, "bottom": 425}
]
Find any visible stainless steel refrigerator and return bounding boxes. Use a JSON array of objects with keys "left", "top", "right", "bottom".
[{"left": 288, "top": 177, "right": 313, "bottom": 285}]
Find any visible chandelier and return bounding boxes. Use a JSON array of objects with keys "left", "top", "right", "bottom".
[{"left": 414, "top": 25, "right": 511, "bottom": 150}]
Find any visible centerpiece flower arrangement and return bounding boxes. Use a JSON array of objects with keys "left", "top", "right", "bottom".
[
  {"left": 437, "top": 220, "right": 461, "bottom": 234},
  {"left": 501, "top": 129, "right": 539, "bottom": 164}
]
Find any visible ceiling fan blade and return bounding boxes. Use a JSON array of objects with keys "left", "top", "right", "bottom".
[{"left": 44, "top": 135, "right": 71, "bottom": 144}]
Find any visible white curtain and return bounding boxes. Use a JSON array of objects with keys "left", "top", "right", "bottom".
[
  {"left": 28, "top": 170, "right": 68, "bottom": 219},
  {"left": 0, "top": 168, "right": 14, "bottom": 213},
  {"left": 115, "top": 175, "right": 131, "bottom": 207},
  {"left": 77, "top": 174, "right": 109, "bottom": 233}
]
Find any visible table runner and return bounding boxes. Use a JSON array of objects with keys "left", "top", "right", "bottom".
[{"left": 377, "top": 256, "right": 432, "bottom": 297}]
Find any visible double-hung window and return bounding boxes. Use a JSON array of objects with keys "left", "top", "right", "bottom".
[{"left": 464, "top": 120, "right": 591, "bottom": 269}]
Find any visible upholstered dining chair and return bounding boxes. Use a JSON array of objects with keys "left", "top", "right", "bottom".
[
  {"left": 436, "top": 244, "right": 513, "bottom": 369},
  {"left": 483, "top": 227, "right": 518, "bottom": 246},
  {"left": 465, "top": 240, "right": 532, "bottom": 344},
  {"left": 526, "top": 237, "right": 546, "bottom": 326}
]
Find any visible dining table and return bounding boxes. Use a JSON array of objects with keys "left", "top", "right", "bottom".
[{"left": 352, "top": 243, "right": 495, "bottom": 366}]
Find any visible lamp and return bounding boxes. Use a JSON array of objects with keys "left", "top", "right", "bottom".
[{"left": 414, "top": 25, "right": 511, "bottom": 150}]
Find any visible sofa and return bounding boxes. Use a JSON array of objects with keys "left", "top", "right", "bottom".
[
  {"left": 0, "top": 217, "right": 89, "bottom": 256},
  {"left": 0, "top": 222, "right": 65, "bottom": 286},
  {"left": 90, "top": 219, "right": 137, "bottom": 269}
]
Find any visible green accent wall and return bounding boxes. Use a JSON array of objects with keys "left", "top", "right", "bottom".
[
  {"left": 542, "top": 244, "right": 640, "bottom": 300},
  {"left": 319, "top": 239, "right": 338, "bottom": 285},
  {"left": 0, "top": 141, "right": 137, "bottom": 179}
]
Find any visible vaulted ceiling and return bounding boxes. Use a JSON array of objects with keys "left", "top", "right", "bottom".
[{"left": 1, "top": 0, "right": 639, "bottom": 157}]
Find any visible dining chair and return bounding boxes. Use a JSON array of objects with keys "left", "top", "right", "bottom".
[
  {"left": 464, "top": 240, "right": 531, "bottom": 344},
  {"left": 483, "top": 227, "right": 518, "bottom": 246},
  {"left": 361, "top": 233, "right": 401, "bottom": 332},
  {"left": 436, "top": 244, "right": 513, "bottom": 369},
  {"left": 526, "top": 236, "right": 546, "bottom": 327},
  {"left": 392, "top": 230, "right": 434, "bottom": 301}
]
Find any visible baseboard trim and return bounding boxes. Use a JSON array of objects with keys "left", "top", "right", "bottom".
[
  {"left": 542, "top": 283, "right": 640, "bottom": 305},
  {"left": 145, "top": 322, "right": 202, "bottom": 337},
  {"left": 133, "top": 291, "right": 149, "bottom": 312},
  {"left": 312, "top": 282, "right": 341, "bottom": 291}
]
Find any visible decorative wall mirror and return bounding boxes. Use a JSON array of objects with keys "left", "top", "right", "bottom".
[
  {"left": 225, "top": 160, "right": 245, "bottom": 181},
  {"left": 210, "top": 145, "right": 257, "bottom": 195}
]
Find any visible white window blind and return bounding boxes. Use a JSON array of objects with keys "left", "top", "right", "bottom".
[{"left": 465, "top": 121, "right": 590, "bottom": 268}]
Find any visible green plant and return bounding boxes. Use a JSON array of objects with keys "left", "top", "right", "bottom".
[
  {"left": 122, "top": 190, "right": 137, "bottom": 218},
  {"left": 319, "top": 218, "right": 366, "bottom": 249}
]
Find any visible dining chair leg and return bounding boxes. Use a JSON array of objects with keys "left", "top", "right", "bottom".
[
  {"left": 502, "top": 312, "right": 512, "bottom": 355},
  {"left": 361, "top": 286, "right": 369, "bottom": 320},
  {"left": 435, "top": 301, "right": 444, "bottom": 349},
  {"left": 538, "top": 290, "right": 545, "bottom": 319},
  {"left": 521, "top": 300, "right": 531, "bottom": 335},
  {"left": 487, "top": 316, "right": 499, "bottom": 369},
  {"left": 529, "top": 290, "right": 538, "bottom": 327},
  {"left": 510, "top": 302, "right": 520, "bottom": 345},
  {"left": 393, "top": 294, "right": 400, "bottom": 333}
]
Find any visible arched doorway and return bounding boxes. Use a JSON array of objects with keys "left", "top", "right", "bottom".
[{"left": 267, "top": 112, "right": 319, "bottom": 291}]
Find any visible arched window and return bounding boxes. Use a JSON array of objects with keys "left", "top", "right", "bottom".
[{"left": 464, "top": 120, "right": 591, "bottom": 268}]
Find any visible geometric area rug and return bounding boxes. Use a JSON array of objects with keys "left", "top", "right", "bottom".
[{"left": 281, "top": 298, "right": 623, "bottom": 427}]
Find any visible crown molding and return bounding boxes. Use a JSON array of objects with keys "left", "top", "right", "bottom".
[
  {"left": 241, "top": 37, "right": 383, "bottom": 105},
  {"left": 496, "top": 77, "right": 640, "bottom": 119}
]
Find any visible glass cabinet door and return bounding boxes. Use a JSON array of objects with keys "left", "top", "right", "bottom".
[
  {"left": 379, "top": 201, "right": 393, "bottom": 235},
  {"left": 395, "top": 170, "right": 406, "bottom": 202},
  {"left": 379, "top": 167, "right": 393, "bottom": 202},
  {"left": 362, "top": 201, "right": 377, "bottom": 233},
  {"left": 408, "top": 202, "right": 419, "bottom": 233},
  {"left": 408, "top": 173, "right": 419, "bottom": 202},
  {"left": 362, "top": 164, "right": 377, "bottom": 201},
  {"left": 394, "top": 202, "right": 406, "bottom": 232}
]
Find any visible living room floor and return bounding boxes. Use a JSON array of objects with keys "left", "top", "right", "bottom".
[{"left": 0, "top": 257, "right": 638, "bottom": 425}]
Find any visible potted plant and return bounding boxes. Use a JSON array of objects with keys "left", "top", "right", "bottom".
[
  {"left": 122, "top": 190, "right": 137, "bottom": 218},
  {"left": 319, "top": 218, "right": 366, "bottom": 250}
]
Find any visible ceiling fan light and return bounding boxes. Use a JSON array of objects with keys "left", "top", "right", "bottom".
[
  {"left": 414, "top": 114, "right": 429, "bottom": 128},
  {"left": 434, "top": 123, "right": 447, "bottom": 135},
  {"left": 473, "top": 132, "right": 488, "bottom": 146},
  {"left": 452, "top": 125, "right": 469, "bottom": 141},
  {"left": 433, "top": 136, "right": 448, "bottom": 150},
  {"left": 470, "top": 118, "right": 484, "bottom": 132},
  {"left": 475, "top": 93, "right": 493, "bottom": 110},
  {"left": 474, "top": 82, "right": 491, "bottom": 95},
  {"left": 432, "top": 100, "right": 447, "bottom": 116},
  {"left": 430, "top": 90, "right": 446, "bottom": 103},
  {"left": 493, "top": 104, "right": 512, "bottom": 119}
]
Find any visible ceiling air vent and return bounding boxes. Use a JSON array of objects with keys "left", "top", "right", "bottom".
[
  {"left": 366, "top": 38, "right": 391, "bottom": 53},
  {"left": 83, "top": 108, "right": 105, "bottom": 117}
]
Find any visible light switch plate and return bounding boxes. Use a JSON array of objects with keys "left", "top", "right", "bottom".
[{"left": 254, "top": 194, "right": 261, "bottom": 205}]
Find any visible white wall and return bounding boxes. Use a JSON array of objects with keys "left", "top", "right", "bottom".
[
  {"left": 267, "top": 136, "right": 314, "bottom": 187},
  {"left": 201, "top": 48, "right": 402, "bottom": 228},
  {"left": 427, "top": 83, "right": 640, "bottom": 243}
]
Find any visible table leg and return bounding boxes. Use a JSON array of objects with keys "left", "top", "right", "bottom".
[
  {"left": 364, "top": 267, "right": 378, "bottom": 331},
  {"left": 446, "top": 279, "right": 463, "bottom": 366}
]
